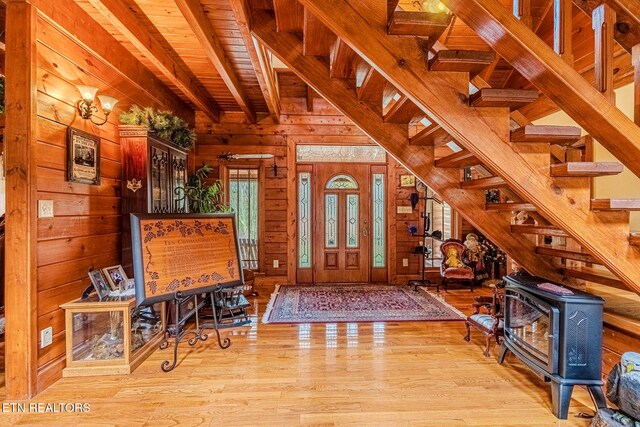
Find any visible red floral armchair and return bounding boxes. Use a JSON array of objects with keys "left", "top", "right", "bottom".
[{"left": 440, "top": 239, "right": 475, "bottom": 291}]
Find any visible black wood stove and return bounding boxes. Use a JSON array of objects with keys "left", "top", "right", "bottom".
[{"left": 498, "top": 274, "right": 607, "bottom": 419}]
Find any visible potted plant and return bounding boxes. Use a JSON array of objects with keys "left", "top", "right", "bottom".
[{"left": 176, "top": 164, "right": 230, "bottom": 213}]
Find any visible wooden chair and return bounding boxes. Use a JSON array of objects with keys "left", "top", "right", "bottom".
[
  {"left": 440, "top": 239, "right": 475, "bottom": 291},
  {"left": 463, "top": 281, "right": 505, "bottom": 357}
]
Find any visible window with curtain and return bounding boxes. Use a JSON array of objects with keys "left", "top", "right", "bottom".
[{"left": 228, "top": 168, "right": 259, "bottom": 270}]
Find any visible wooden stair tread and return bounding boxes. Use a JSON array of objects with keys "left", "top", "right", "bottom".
[
  {"left": 486, "top": 202, "right": 536, "bottom": 211},
  {"left": 591, "top": 198, "right": 640, "bottom": 211},
  {"left": 630, "top": 232, "right": 640, "bottom": 246},
  {"left": 469, "top": 88, "right": 538, "bottom": 109},
  {"left": 410, "top": 124, "right": 449, "bottom": 146},
  {"left": 510, "top": 224, "right": 567, "bottom": 236},
  {"left": 459, "top": 176, "right": 508, "bottom": 190},
  {"left": 383, "top": 96, "right": 422, "bottom": 123},
  {"left": 550, "top": 162, "right": 624, "bottom": 177},
  {"left": 387, "top": 11, "right": 452, "bottom": 39},
  {"left": 562, "top": 266, "right": 627, "bottom": 291},
  {"left": 585, "top": 283, "right": 640, "bottom": 335},
  {"left": 535, "top": 245, "right": 598, "bottom": 264},
  {"left": 428, "top": 50, "right": 496, "bottom": 77},
  {"left": 434, "top": 150, "right": 479, "bottom": 168},
  {"left": 510, "top": 125, "right": 582, "bottom": 144}
]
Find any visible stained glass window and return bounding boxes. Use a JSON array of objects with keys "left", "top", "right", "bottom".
[
  {"left": 372, "top": 173, "right": 385, "bottom": 267},
  {"left": 346, "top": 194, "right": 359, "bottom": 248},
  {"left": 326, "top": 174, "right": 358, "bottom": 189},
  {"left": 296, "top": 145, "right": 386, "bottom": 163},
  {"left": 325, "top": 194, "right": 338, "bottom": 248},
  {"left": 298, "top": 173, "right": 311, "bottom": 268}
]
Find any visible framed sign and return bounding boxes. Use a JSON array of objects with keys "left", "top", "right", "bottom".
[
  {"left": 130, "top": 213, "right": 244, "bottom": 306},
  {"left": 400, "top": 174, "right": 416, "bottom": 187},
  {"left": 67, "top": 127, "right": 100, "bottom": 185}
]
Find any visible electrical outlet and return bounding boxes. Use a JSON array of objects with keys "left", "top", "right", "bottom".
[
  {"left": 273, "top": 259, "right": 279, "bottom": 268},
  {"left": 38, "top": 200, "right": 54, "bottom": 218},
  {"left": 402, "top": 258, "right": 409, "bottom": 267},
  {"left": 40, "top": 327, "right": 53, "bottom": 348}
]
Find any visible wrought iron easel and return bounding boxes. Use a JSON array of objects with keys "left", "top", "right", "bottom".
[{"left": 408, "top": 194, "right": 445, "bottom": 292}]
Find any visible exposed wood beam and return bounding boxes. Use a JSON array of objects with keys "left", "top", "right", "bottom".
[
  {"left": 633, "top": 44, "right": 640, "bottom": 126},
  {"left": 230, "top": 0, "right": 281, "bottom": 123},
  {"left": 553, "top": 0, "right": 573, "bottom": 64},
  {"left": 383, "top": 96, "right": 421, "bottom": 123},
  {"left": 330, "top": 37, "right": 357, "bottom": 79},
  {"left": 86, "top": 0, "right": 219, "bottom": 122},
  {"left": 300, "top": 0, "right": 640, "bottom": 293},
  {"left": 573, "top": 0, "right": 640, "bottom": 54},
  {"left": 441, "top": 0, "right": 640, "bottom": 180},
  {"left": 249, "top": 7, "right": 563, "bottom": 283},
  {"left": 32, "top": 0, "right": 193, "bottom": 122},
  {"left": 593, "top": 4, "right": 616, "bottom": 103},
  {"left": 5, "top": 0, "right": 38, "bottom": 400},
  {"left": 174, "top": 0, "right": 255, "bottom": 123}
]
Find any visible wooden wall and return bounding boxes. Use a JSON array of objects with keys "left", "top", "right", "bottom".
[
  {"left": 195, "top": 98, "right": 461, "bottom": 283},
  {"left": 31, "top": 10, "right": 192, "bottom": 392}
]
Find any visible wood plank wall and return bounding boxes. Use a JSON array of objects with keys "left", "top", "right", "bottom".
[
  {"left": 32, "top": 14, "right": 191, "bottom": 392},
  {"left": 194, "top": 98, "right": 456, "bottom": 283}
]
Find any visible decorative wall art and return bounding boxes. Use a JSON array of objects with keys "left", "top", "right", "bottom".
[
  {"left": 130, "top": 214, "right": 244, "bottom": 306},
  {"left": 67, "top": 127, "right": 100, "bottom": 185},
  {"left": 400, "top": 174, "right": 416, "bottom": 187}
]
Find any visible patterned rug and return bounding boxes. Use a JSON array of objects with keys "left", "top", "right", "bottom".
[{"left": 262, "top": 284, "right": 465, "bottom": 324}]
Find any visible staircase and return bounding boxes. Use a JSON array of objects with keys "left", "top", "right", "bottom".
[{"left": 239, "top": 0, "right": 640, "bottom": 329}]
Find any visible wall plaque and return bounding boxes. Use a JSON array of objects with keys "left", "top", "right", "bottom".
[{"left": 130, "top": 213, "right": 244, "bottom": 306}]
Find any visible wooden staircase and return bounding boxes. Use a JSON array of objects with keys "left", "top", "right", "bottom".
[{"left": 244, "top": 0, "right": 640, "bottom": 298}]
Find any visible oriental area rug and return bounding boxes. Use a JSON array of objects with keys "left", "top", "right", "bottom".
[{"left": 262, "top": 284, "right": 465, "bottom": 324}]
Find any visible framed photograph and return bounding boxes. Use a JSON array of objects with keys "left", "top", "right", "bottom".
[
  {"left": 400, "top": 174, "right": 416, "bottom": 187},
  {"left": 67, "top": 127, "right": 100, "bottom": 185},
  {"left": 103, "top": 265, "right": 128, "bottom": 291},
  {"left": 130, "top": 213, "right": 244, "bottom": 306},
  {"left": 88, "top": 269, "right": 111, "bottom": 301}
]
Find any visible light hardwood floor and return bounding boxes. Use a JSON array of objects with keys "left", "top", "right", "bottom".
[{"left": 2, "top": 278, "right": 595, "bottom": 426}]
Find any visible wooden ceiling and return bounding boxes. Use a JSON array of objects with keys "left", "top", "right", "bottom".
[{"left": 72, "top": 0, "right": 634, "bottom": 122}]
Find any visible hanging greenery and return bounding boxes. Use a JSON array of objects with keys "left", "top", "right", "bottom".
[
  {"left": 176, "top": 164, "right": 231, "bottom": 214},
  {"left": 119, "top": 105, "right": 196, "bottom": 149},
  {"left": 0, "top": 76, "right": 5, "bottom": 114}
]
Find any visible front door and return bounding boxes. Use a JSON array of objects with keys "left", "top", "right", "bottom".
[{"left": 314, "top": 164, "right": 370, "bottom": 283}]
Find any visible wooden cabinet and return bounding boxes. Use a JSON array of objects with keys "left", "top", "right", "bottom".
[{"left": 119, "top": 125, "right": 189, "bottom": 275}]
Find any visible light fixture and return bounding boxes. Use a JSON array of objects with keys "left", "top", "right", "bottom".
[
  {"left": 76, "top": 85, "right": 118, "bottom": 126},
  {"left": 412, "top": 0, "right": 450, "bottom": 13}
]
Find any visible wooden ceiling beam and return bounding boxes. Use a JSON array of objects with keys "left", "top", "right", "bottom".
[
  {"left": 230, "top": 0, "right": 281, "bottom": 123},
  {"left": 298, "top": 0, "right": 640, "bottom": 293},
  {"left": 441, "top": 0, "right": 640, "bottom": 179},
  {"left": 86, "top": 0, "right": 219, "bottom": 122},
  {"left": 249, "top": 8, "right": 563, "bottom": 282},
  {"left": 175, "top": 0, "right": 255, "bottom": 123}
]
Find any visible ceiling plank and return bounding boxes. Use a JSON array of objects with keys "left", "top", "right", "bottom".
[
  {"left": 86, "top": 0, "right": 219, "bottom": 122},
  {"left": 230, "top": 0, "right": 280, "bottom": 122},
  {"left": 175, "top": 0, "right": 255, "bottom": 123},
  {"left": 249, "top": 8, "right": 563, "bottom": 283}
]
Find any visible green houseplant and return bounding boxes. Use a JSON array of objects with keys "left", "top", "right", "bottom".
[
  {"left": 119, "top": 105, "right": 196, "bottom": 150},
  {"left": 176, "top": 164, "right": 230, "bottom": 213}
]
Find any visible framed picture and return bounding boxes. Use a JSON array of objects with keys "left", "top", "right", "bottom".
[
  {"left": 130, "top": 213, "right": 244, "bottom": 306},
  {"left": 88, "top": 269, "right": 110, "bottom": 301},
  {"left": 400, "top": 174, "right": 416, "bottom": 187},
  {"left": 103, "top": 265, "right": 128, "bottom": 291},
  {"left": 67, "top": 127, "right": 100, "bottom": 185}
]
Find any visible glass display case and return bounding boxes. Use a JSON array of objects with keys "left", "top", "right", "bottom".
[{"left": 60, "top": 295, "right": 164, "bottom": 377}]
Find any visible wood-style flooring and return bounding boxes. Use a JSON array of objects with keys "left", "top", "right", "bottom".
[{"left": 2, "top": 278, "right": 594, "bottom": 426}]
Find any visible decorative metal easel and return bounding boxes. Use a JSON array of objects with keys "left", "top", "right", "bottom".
[{"left": 158, "top": 291, "right": 229, "bottom": 372}]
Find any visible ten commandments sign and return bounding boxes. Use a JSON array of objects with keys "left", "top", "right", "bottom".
[{"left": 130, "top": 214, "right": 244, "bottom": 306}]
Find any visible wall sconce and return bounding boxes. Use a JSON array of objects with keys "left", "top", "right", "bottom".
[{"left": 76, "top": 85, "right": 118, "bottom": 126}]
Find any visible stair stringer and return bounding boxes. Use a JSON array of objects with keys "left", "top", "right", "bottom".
[
  {"left": 296, "top": 0, "right": 640, "bottom": 294},
  {"left": 250, "top": 10, "right": 564, "bottom": 283}
]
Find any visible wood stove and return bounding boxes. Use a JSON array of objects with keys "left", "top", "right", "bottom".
[{"left": 498, "top": 274, "right": 607, "bottom": 419}]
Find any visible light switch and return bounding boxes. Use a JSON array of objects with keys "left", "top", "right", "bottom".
[
  {"left": 402, "top": 258, "right": 409, "bottom": 267},
  {"left": 41, "top": 327, "right": 53, "bottom": 348},
  {"left": 38, "top": 200, "right": 54, "bottom": 218}
]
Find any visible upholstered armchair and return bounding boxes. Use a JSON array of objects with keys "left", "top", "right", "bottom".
[
  {"left": 464, "top": 282, "right": 505, "bottom": 357},
  {"left": 440, "top": 239, "right": 475, "bottom": 291}
]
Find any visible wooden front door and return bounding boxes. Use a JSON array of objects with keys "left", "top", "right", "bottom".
[{"left": 314, "top": 164, "right": 370, "bottom": 283}]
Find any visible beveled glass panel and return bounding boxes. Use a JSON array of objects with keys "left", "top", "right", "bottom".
[
  {"left": 325, "top": 194, "right": 338, "bottom": 248},
  {"left": 346, "top": 194, "right": 359, "bottom": 248},
  {"left": 298, "top": 173, "right": 312, "bottom": 268},
  {"left": 326, "top": 174, "right": 358, "bottom": 189},
  {"left": 372, "top": 174, "right": 385, "bottom": 267}
]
